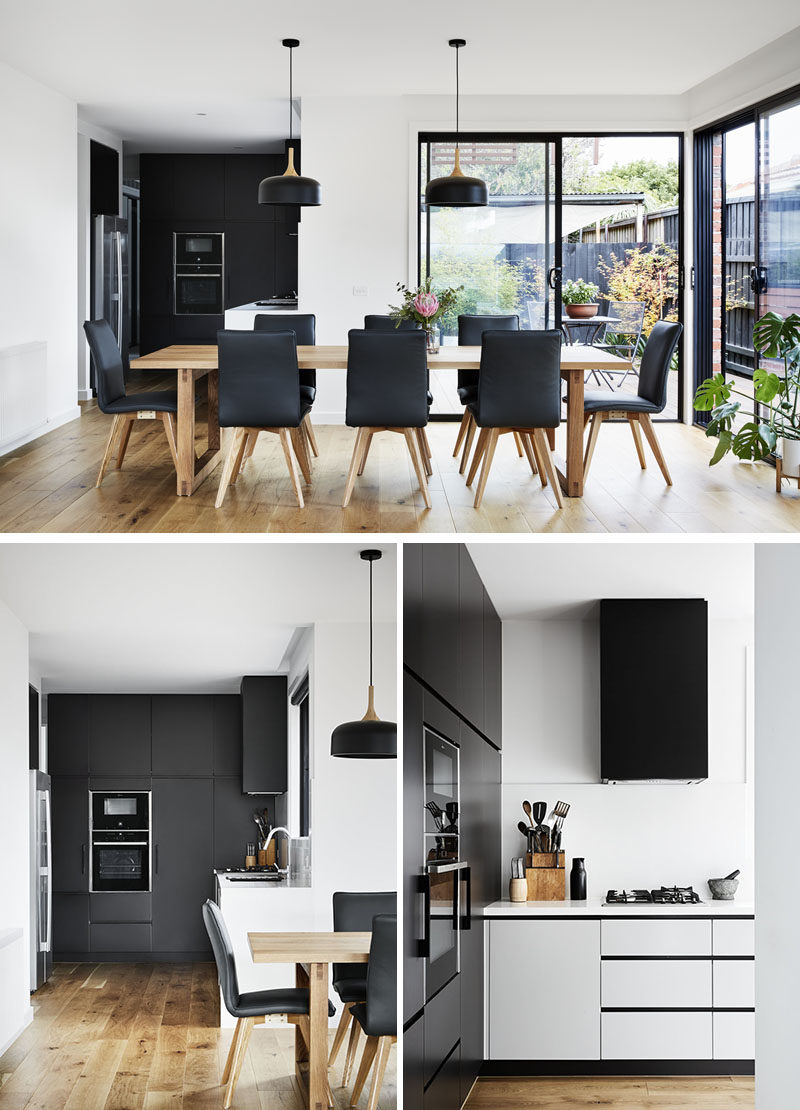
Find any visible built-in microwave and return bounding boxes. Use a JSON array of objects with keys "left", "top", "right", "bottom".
[
  {"left": 91, "top": 790, "right": 150, "bottom": 831},
  {"left": 174, "top": 232, "right": 223, "bottom": 267}
]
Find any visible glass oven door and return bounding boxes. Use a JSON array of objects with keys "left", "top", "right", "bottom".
[
  {"left": 422, "top": 859, "right": 469, "bottom": 1000},
  {"left": 91, "top": 839, "right": 150, "bottom": 891},
  {"left": 174, "top": 271, "right": 223, "bottom": 315}
]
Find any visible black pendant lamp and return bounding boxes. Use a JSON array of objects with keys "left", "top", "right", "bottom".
[
  {"left": 258, "top": 38, "right": 321, "bottom": 207},
  {"left": 424, "top": 39, "right": 488, "bottom": 208},
  {"left": 331, "top": 550, "right": 397, "bottom": 759}
]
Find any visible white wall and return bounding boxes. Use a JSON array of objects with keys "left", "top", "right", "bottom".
[
  {"left": 500, "top": 610, "right": 754, "bottom": 902},
  {"left": 754, "top": 545, "right": 798, "bottom": 1109},
  {"left": 0, "top": 598, "right": 33, "bottom": 1051},
  {"left": 0, "top": 63, "right": 80, "bottom": 453}
]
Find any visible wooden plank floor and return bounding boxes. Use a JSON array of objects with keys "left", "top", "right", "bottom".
[
  {"left": 464, "top": 1075, "right": 754, "bottom": 1108},
  {"left": 1, "top": 388, "right": 799, "bottom": 532},
  {"left": 0, "top": 963, "right": 396, "bottom": 1110}
]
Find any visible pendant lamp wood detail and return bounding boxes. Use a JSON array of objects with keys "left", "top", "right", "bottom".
[
  {"left": 258, "top": 39, "right": 321, "bottom": 207},
  {"left": 424, "top": 39, "right": 488, "bottom": 208},
  {"left": 330, "top": 550, "right": 397, "bottom": 759}
]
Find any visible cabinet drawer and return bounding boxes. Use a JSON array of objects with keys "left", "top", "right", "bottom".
[
  {"left": 424, "top": 975, "right": 460, "bottom": 1087},
  {"left": 601, "top": 919, "right": 711, "bottom": 956},
  {"left": 713, "top": 1012, "right": 754, "bottom": 1059},
  {"left": 89, "top": 923, "right": 152, "bottom": 952},
  {"left": 713, "top": 960, "right": 754, "bottom": 1008},
  {"left": 602, "top": 960, "right": 711, "bottom": 1008},
  {"left": 602, "top": 1012, "right": 712, "bottom": 1060},
  {"left": 90, "top": 893, "right": 152, "bottom": 923},
  {"left": 713, "top": 919, "right": 754, "bottom": 956},
  {"left": 423, "top": 1043, "right": 460, "bottom": 1110}
]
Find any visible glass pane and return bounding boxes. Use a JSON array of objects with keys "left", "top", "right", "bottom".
[
  {"left": 561, "top": 135, "right": 681, "bottom": 418},
  {"left": 759, "top": 98, "right": 800, "bottom": 323},
  {"left": 723, "top": 123, "right": 756, "bottom": 381}
]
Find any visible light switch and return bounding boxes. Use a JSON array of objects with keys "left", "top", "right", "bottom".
[{"left": 352, "top": 285, "right": 367, "bottom": 297}]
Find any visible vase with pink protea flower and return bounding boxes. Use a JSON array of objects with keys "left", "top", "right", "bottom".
[{"left": 389, "top": 278, "right": 463, "bottom": 354}]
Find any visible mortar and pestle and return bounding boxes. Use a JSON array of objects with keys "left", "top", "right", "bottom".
[{"left": 707, "top": 869, "right": 740, "bottom": 900}]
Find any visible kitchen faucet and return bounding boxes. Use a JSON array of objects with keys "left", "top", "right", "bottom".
[{"left": 263, "top": 826, "right": 291, "bottom": 875}]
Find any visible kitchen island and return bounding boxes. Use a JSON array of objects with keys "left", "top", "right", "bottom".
[{"left": 224, "top": 301, "right": 299, "bottom": 330}]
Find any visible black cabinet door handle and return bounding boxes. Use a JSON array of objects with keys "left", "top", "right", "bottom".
[
  {"left": 81, "top": 844, "right": 87, "bottom": 875},
  {"left": 154, "top": 845, "right": 159, "bottom": 875},
  {"left": 417, "top": 872, "right": 430, "bottom": 958},
  {"left": 460, "top": 865, "right": 472, "bottom": 931}
]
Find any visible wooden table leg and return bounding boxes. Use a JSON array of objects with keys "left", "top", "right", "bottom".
[
  {"left": 555, "top": 369, "right": 585, "bottom": 497},
  {"left": 308, "top": 961, "right": 329, "bottom": 1110},
  {"left": 295, "top": 963, "right": 310, "bottom": 1107},
  {"left": 176, "top": 367, "right": 196, "bottom": 496},
  {"left": 207, "top": 368, "right": 220, "bottom": 451}
]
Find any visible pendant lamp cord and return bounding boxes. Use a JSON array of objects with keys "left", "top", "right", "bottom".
[
  {"left": 368, "top": 557, "right": 373, "bottom": 687},
  {"left": 454, "top": 43, "right": 460, "bottom": 150},
  {"left": 288, "top": 44, "right": 294, "bottom": 142}
]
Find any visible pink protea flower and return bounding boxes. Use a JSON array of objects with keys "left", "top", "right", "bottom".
[{"left": 413, "top": 291, "right": 439, "bottom": 318}]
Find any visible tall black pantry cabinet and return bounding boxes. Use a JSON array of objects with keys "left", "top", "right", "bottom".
[{"left": 403, "top": 544, "right": 502, "bottom": 1110}]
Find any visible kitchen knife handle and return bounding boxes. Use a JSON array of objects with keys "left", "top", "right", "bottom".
[
  {"left": 81, "top": 843, "right": 86, "bottom": 875},
  {"left": 417, "top": 873, "right": 430, "bottom": 958},
  {"left": 460, "top": 865, "right": 472, "bottom": 931}
]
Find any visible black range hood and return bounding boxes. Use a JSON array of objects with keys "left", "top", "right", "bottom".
[{"left": 600, "top": 599, "right": 708, "bottom": 784}]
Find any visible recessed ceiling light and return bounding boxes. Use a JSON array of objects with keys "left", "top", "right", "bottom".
[{"left": 196, "top": 112, "right": 207, "bottom": 116}]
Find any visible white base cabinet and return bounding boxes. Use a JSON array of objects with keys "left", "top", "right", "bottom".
[
  {"left": 714, "top": 1012, "right": 755, "bottom": 1059},
  {"left": 602, "top": 1012, "right": 712, "bottom": 1060}
]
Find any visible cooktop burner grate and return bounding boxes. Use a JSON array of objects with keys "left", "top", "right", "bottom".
[{"left": 604, "top": 885, "right": 703, "bottom": 905}]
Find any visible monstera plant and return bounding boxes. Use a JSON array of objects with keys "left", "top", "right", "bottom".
[{"left": 694, "top": 311, "right": 800, "bottom": 469}]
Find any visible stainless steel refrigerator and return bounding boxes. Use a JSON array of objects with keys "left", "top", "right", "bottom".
[
  {"left": 92, "top": 215, "right": 130, "bottom": 363},
  {"left": 29, "top": 770, "right": 53, "bottom": 991}
]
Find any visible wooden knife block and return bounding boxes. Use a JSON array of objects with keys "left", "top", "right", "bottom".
[{"left": 525, "top": 851, "right": 566, "bottom": 901}]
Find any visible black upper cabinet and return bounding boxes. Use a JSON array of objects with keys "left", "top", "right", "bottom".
[
  {"left": 403, "top": 544, "right": 423, "bottom": 676},
  {"left": 152, "top": 778, "right": 214, "bottom": 953},
  {"left": 225, "top": 223, "right": 276, "bottom": 307},
  {"left": 458, "top": 549, "right": 484, "bottom": 735},
  {"left": 483, "top": 589, "right": 502, "bottom": 749},
  {"left": 173, "top": 155, "right": 225, "bottom": 222},
  {"left": 224, "top": 154, "right": 281, "bottom": 221},
  {"left": 52, "top": 777, "right": 89, "bottom": 893},
  {"left": 88, "top": 696, "right": 151, "bottom": 777},
  {"left": 140, "top": 154, "right": 174, "bottom": 221},
  {"left": 214, "top": 695, "right": 242, "bottom": 777},
  {"left": 48, "top": 695, "right": 89, "bottom": 776},
  {"left": 241, "top": 677, "right": 288, "bottom": 794},
  {"left": 420, "top": 544, "right": 460, "bottom": 710},
  {"left": 151, "top": 695, "right": 214, "bottom": 777},
  {"left": 274, "top": 222, "right": 299, "bottom": 293},
  {"left": 90, "top": 140, "right": 119, "bottom": 216}
]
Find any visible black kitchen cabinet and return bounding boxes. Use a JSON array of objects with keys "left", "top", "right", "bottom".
[
  {"left": 89, "top": 695, "right": 151, "bottom": 777},
  {"left": 151, "top": 695, "right": 214, "bottom": 776},
  {"left": 404, "top": 1012, "right": 425, "bottom": 1110},
  {"left": 458, "top": 549, "right": 484, "bottom": 735},
  {"left": 225, "top": 222, "right": 277, "bottom": 308},
  {"left": 152, "top": 778, "right": 214, "bottom": 954},
  {"left": 274, "top": 222, "right": 299, "bottom": 294},
  {"left": 213, "top": 695, "right": 242, "bottom": 777},
  {"left": 47, "top": 695, "right": 89, "bottom": 776},
  {"left": 241, "top": 676, "right": 287, "bottom": 795},
  {"left": 420, "top": 544, "right": 460, "bottom": 710},
  {"left": 53, "top": 894, "right": 89, "bottom": 957},
  {"left": 224, "top": 154, "right": 281, "bottom": 222},
  {"left": 213, "top": 776, "right": 257, "bottom": 869},
  {"left": 140, "top": 154, "right": 174, "bottom": 221},
  {"left": 483, "top": 590, "right": 502, "bottom": 749},
  {"left": 403, "top": 544, "right": 424, "bottom": 678},
  {"left": 52, "top": 777, "right": 89, "bottom": 892},
  {"left": 139, "top": 225, "right": 173, "bottom": 317},
  {"left": 423, "top": 1045, "right": 461, "bottom": 1110},
  {"left": 403, "top": 672, "right": 425, "bottom": 1024},
  {"left": 173, "top": 155, "right": 225, "bottom": 221}
]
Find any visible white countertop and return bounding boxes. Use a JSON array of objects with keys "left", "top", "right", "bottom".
[
  {"left": 214, "top": 870, "right": 311, "bottom": 890},
  {"left": 225, "top": 302, "right": 299, "bottom": 314},
  {"left": 482, "top": 898, "right": 754, "bottom": 917}
]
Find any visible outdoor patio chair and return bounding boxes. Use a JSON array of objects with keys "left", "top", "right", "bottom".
[{"left": 586, "top": 300, "right": 646, "bottom": 389}]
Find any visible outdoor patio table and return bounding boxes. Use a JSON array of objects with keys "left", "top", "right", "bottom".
[{"left": 560, "top": 314, "right": 619, "bottom": 345}]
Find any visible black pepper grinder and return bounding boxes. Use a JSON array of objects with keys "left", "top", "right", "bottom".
[{"left": 570, "top": 857, "right": 587, "bottom": 901}]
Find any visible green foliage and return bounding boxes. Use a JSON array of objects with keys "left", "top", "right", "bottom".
[
  {"left": 589, "top": 159, "right": 679, "bottom": 210},
  {"left": 561, "top": 278, "right": 599, "bottom": 305},
  {"left": 388, "top": 275, "right": 462, "bottom": 330},
  {"left": 597, "top": 244, "right": 679, "bottom": 336}
]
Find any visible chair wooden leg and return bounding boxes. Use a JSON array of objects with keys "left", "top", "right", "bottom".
[
  {"left": 459, "top": 413, "right": 477, "bottom": 475},
  {"left": 466, "top": 428, "right": 489, "bottom": 487},
  {"left": 224, "top": 1015, "right": 254, "bottom": 1109},
  {"left": 453, "top": 410, "right": 471, "bottom": 457},
  {"left": 416, "top": 428, "right": 433, "bottom": 476},
  {"left": 115, "top": 417, "right": 135, "bottom": 470},
  {"left": 420, "top": 426, "right": 432, "bottom": 460},
  {"left": 629, "top": 416, "right": 647, "bottom": 469},
  {"left": 533, "top": 428, "right": 564, "bottom": 509},
  {"left": 343, "top": 428, "right": 367, "bottom": 507},
  {"left": 96, "top": 415, "right": 125, "bottom": 488},
  {"left": 290, "top": 426, "right": 312, "bottom": 485},
  {"left": 303, "top": 413, "right": 319, "bottom": 457},
  {"left": 329, "top": 1005, "right": 353, "bottom": 1069},
  {"left": 365, "top": 1036, "right": 394, "bottom": 1110},
  {"left": 342, "top": 1014, "right": 361, "bottom": 1087},
  {"left": 582, "top": 413, "right": 604, "bottom": 482},
  {"left": 527, "top": 432, "right": 548, "bottom": 488},
  {"left": 279, "top": 427, "right": 305, "bottom": 507},
  {"left": 357, "top": 431, "right": 374, "bottom": 477},
  {"left": 639, "top": 412, "right": 672, "bottom": 485},
  {"left": 512, "top": 430, "right": 524, "bottom": 457},
  {"left": 221, "top": 1017, "right": 244, "bottom": 1085},
  {"left": 235, "top": 431, "right": 258, "bottom": 480},
  {"left": 215, "top": 427, "right": 247, "bottom": 508},
  {"left": 473, "top": 428, "right": 500, "bottom": 509},
  {"left": 519, "top": 429, "right": 539, "bottom": 476},
  {"left": 160, "top": 413, "right": 179, "bottom": 473},
  {"left": 350, "top": 1034, "right": 379, "bottom": 1107},
  {"left": 404, "top": 429, "right": 432, "bottom": 510}
]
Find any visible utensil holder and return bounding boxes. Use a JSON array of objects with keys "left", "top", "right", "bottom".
[
  {"left": 257, "top": 849, "right": 268, "bottom": 867},
  {"left": 525, "top": 851, "right": 566, "bottom": 901},
  {"left": 245, "top": 855, "right": 257, "bottom": 870},
  {"left": 509, "top": 877, "right": 528, "bottom": 903}
]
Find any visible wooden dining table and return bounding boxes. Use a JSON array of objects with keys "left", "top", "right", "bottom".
[
  {"left": 131, "top": 342, "right": 631, "bottom": 498},
  {"left": 248, "top": 930, "right": 371, "bottom": 1110}
]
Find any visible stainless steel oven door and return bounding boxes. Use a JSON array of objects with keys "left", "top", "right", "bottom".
[
  {"left": 91, "top": 839, "right": 150, "bottom": 892},
  {"left": 421, "top": 859, "right": 469, "bottom": 1000},
  {"left": 174, "top": 271, "right": 223, "bottom": 314}
]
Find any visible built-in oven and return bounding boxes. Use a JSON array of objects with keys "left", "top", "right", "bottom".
[
  {"left": 91, "top": 830, "right": 151, "bottom": 892},
  {"left": 174, "top": 232, "right": 223, "bottom": 267},
  {"left": 91, "top": 790, "right": 150, "bottom": 831},
  {"left": 174, "top": 233, "right": 224, "bottom": 315}
]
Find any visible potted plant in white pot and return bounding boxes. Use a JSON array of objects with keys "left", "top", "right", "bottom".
[
  {"left": 561, "top": 278, "right": 600, "bottom": 319},
  {"left": 694, "top": 310, "right": 800, "bottom": 484}
]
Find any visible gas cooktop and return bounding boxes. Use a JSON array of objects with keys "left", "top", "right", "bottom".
[
  {"left": 217, "top": 868, "right": 285, "bottom": 882},
  {"left": 604, "top": 886, "right": 703, "bottom": 905}
]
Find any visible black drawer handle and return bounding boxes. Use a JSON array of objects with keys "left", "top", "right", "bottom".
[
  {"left": 418, "top": 872, "right": 430, "bottom": 958},
  {"left": 154, "top": 845, "right": 159, "bottom": 875},
  {"left": 81, "top": 844, "right": 87, "bottom": 875}
]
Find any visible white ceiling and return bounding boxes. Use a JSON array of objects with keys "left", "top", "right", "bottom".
[
  {"left": 468, "top": 541, "right": 754, "bottom": 621},
  {"left": 0, "top": 541, "right": 396, "bottom": 692},
  {"left": 1, "top": 1, "right": 798, "bottom": 149}
]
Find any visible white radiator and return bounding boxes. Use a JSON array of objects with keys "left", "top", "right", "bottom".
[{"left": 0, "top": 342, "right": 48, "bottom": 451}]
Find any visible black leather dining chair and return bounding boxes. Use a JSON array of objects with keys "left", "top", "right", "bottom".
[
  {"left": 214, "top": 329, "right": 312, "bottom": 509},
  {"left": 465, "top": 330, "right": 564, "bottom": 509},
  {"left": 582, "top": 320, "right": 683, "bottom": 487},
  {"left": 253, "top": 313, "right": 319, "bottom": 458},
  {"left": 342, "top": 329, "right": 431, "bottom": 509},
  {"left": 364, "top": 314, "right": 433, "bottom": 475},
  {"left": 203, "top": 899, "right": 335, "bottom": 1109},
  {"left": 83, "top": 320, "right": 179, "bottom": 488},
  {"left": 347, "top": 913, "right": 396, "bottom": 1110},
  {"left": 328, "top": 891, "right": 397, "bottom": 1084},
  {"left": 453, "top": 314, "right": 519, "bottom": 468}
]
